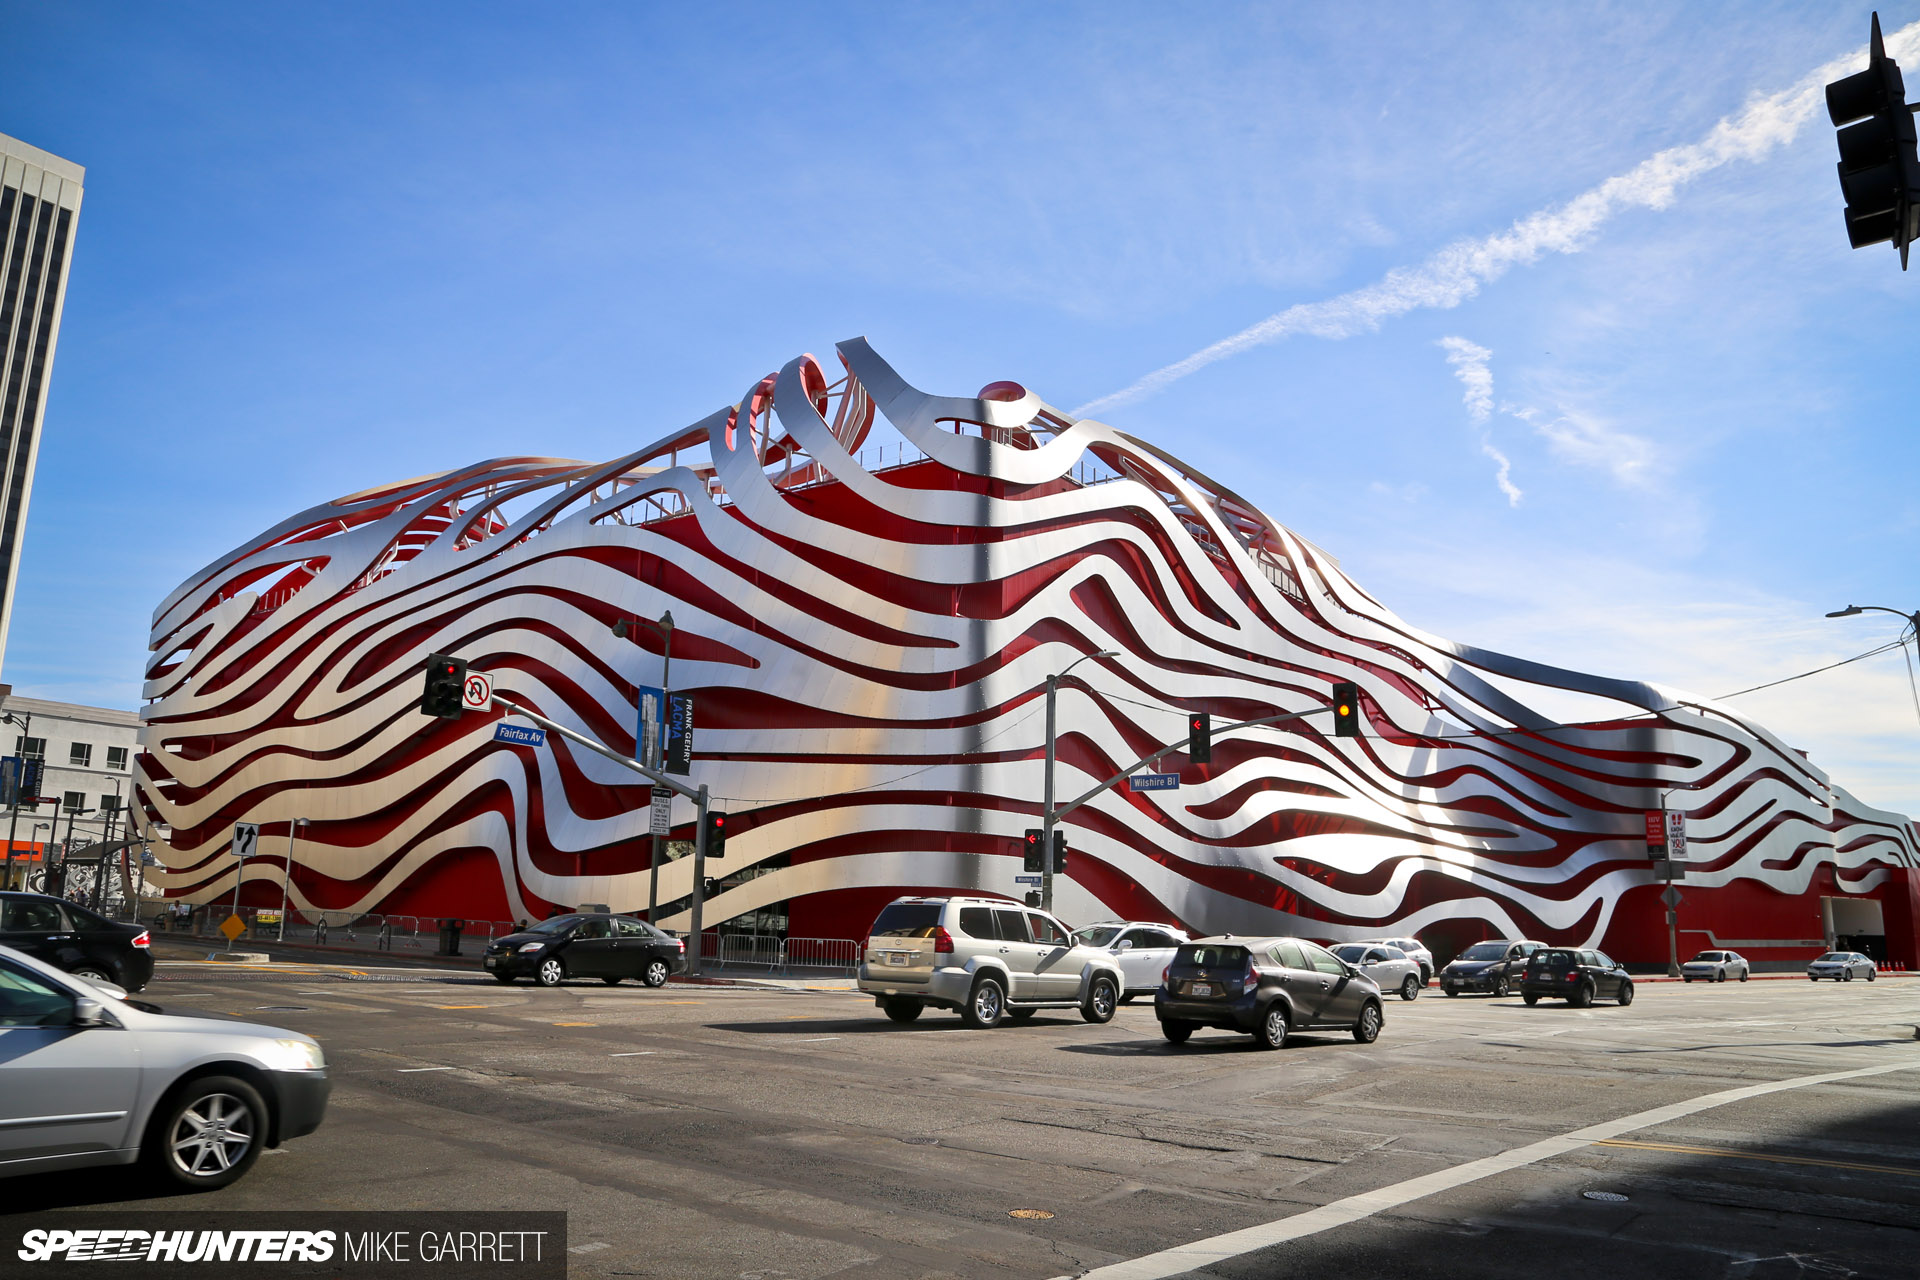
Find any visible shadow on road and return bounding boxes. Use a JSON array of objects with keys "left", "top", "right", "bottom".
[{"left": 0, "top": 1164, "right": 202, "bottom": 1213}]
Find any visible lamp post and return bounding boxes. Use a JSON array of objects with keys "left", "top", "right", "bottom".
[
  {"left": 278, "top": 817, "right": 308, "bottom": 942},
  {"left": 26, "top": 822, "right": 49, "bottom": 892},
  {"left": 613, "top": 610, "right": 675, "bottom": 922},
  {"left": 1041, "top": 650, "right": 1118, "bottom": 914},
  {"left": 54, "top": 804, "right": 93, "bottom": 899}
]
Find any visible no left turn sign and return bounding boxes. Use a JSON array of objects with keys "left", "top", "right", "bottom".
[{"left": 462, "top": 671, "right": 494, "bottom": 710}]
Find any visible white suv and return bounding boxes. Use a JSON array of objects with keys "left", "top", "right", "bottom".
[{"left": 860, "top": 896, "right": 1126, "bottom": 1029}]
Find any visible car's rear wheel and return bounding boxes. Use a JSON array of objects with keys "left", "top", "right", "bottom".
[
  {"left": 642, "top": 959, "right": 670, "bottom": 988},
  {"left": 1569, "top": 981, "right": 1593, "bottom": 1008},
  {"left": 536, "top": 957, "right": 566, "bottom": 987},
  {"left": 881, "top": 997, "right": 923, "bottom": 1023},
  {"left": 1399, "top": 975, "right": 1420, "bottom": 1002},
  {"left": 1082, "top": 976, "right": 1118, "bottom": 1024},
  {"left": 1618, "top": 980, "right": 1635, "bottom": 1006},
  {"left": 1522, "top": 992, "right": 1539, "bottom": 1005},
  {"left": 1352, "top": 1001, "right": 1382, "bottom": 1044},
  {"left": 146, "top": 1075, "right": 267, "bottom": 1191},
  {"left": 962, "top": 977, "right": 1005, "bottom": 1029},
  {"left": 1256, "top": 1004, "right": 1288, "bottom": 1050},
  {"left": 1161, "top": 1019, "right": 1192, "bottom": 1045}
]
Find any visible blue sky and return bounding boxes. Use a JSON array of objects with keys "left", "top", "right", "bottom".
[{"left": 4, "top": 3, "right": 1918, "bottom": 811}]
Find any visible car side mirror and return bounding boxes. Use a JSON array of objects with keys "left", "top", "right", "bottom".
[
  {"left": 72, "top": 997, "right": 116, "bottom": 1028},
  {"left": 1116, "top": 940, "right": 1133, "bottom": 951}
]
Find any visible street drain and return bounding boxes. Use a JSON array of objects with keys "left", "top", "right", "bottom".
[
  {"left": 1009, "top": 1209, "right": 1055, "bottom": 1221},
  {"left": 256, "top": 1006, "right": 310, "bottom": 1012},
  {"left": 1582, "top": 1190, "right": 1629, "bottom": 1203},
  {"left": 901, "top": 1137, "right": 938, "bottom": 1146}
]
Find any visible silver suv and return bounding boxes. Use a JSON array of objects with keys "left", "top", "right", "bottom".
[{"left": 859, "top": 896, "right": 1126, "bottom": 1028}]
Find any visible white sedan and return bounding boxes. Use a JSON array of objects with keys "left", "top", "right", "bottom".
[
  {"left": 1807, "top": 951, "right": 1877, "bottom": 982},
  {"left": 1332, "top": 943, "right": 1424, "bottom": 1001},
  {"left": 1071, "top": 921, "right": 1190, "bottom": 998},
  {"left": 1681, "top": 950, "right": 1750, "bottom": 983}
]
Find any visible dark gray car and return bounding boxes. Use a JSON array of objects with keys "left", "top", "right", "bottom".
[
  {"left": 1439, "top": 938, "right": 1544, "bottom": 997},
  {"left": 1156, "top": 936, "right": 1384, "bottom": 1049}
]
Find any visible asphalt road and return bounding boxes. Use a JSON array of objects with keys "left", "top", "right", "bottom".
[{"left": 11, "top": 959, "right": 1920, "bottom": 1280}]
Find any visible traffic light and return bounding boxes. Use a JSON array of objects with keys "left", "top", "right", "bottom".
[
  {"left": 1332, "top": 681, "right": 1360, "bottom": 738},
  {"left": 1051, "top": 830, "right": 1067, "bottom": 875},
  {"left": 1189, "top": 711, "right": 1212, "bottom": 764},
  {"left": 421, "top": 653, "right": 467, "bottom": 718},
  {"left": 702, "top": 810, "right": 728, "bottom": 859},
  {"left": 1827, "top": 13, "right": 1920, "bottom": 267},
  {"left": 1023, "top": 828, "right": 1044, "bottom": 873}
]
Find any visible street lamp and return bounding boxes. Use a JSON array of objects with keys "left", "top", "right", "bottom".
[
  {"left": 1041, "top": 649, "right": 1119, "bottom": 913},
  {"left": 1825, "top": 603, "right": 1920, "bottom": 632},
  {"left": 278, "top": 817, "right": 309, "bottom": 941},
  {"left": 613, "top": 610, "right": 675, "bottom": 921},
  {"left": 25, "top": 822, "right": 49, "bottom": 892}
]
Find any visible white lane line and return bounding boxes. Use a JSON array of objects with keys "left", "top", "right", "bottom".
[
  {"left": 793, "top": 1036, "right": 841, "bottom": 1043},
  {"left": 1058, "top": 1059, "right": 1920, "bottom": 1280},
  {"left": 396, "top": 1067, "right": 455, "bottom": 1073},
  {"left": 610, "top": 1051, "right": 656, "bottom": 1057}
]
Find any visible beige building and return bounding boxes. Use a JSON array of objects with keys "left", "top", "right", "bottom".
[{"left": 0, "top": 692, "right": 139, "bottom": 887}]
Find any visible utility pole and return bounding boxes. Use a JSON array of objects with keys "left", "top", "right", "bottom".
[
  {"left": 2, "top": 704, "right": 30, "bottom": 892},
  {"left": 1040, "top": 651, "right": 1115, "bottom": 913},
  {"left": 279, "top": 817, "right": 308, "bottom": 941},
  {"left": 615, "top": 610, "right": 675, "bottom": 922}
]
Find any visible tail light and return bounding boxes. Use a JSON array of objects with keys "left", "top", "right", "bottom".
[
  {"left": 932, "top": 926, "right": 955, "bottom": 955},
  {"left": 1242, "top": 971, "right": 1259, "bottom": 994},
  {"left": 1567, "top": 972, "right": 1579, "bottom": 982},
  {"left": 131, "top": 931, "right": 151, "bottom": 949},
  {"left": 675, "top": 938, "right": 685, "bottom": 953},
  {"left": 1161, "top": 965, "right": 1170, "bottom": 985}
]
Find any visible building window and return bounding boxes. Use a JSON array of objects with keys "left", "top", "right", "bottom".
[
  {"left": 99, "top": 794, "right": 121, "bottom": 814},
  {"left": 69, "top": 743, "right": 92, "bottom": 768},
  {"left": 105, "top": 746, "right": 128, "bottom": 771},
  {"left": 61, "top": 791, "right": 85, "bottom": 812},
  {"left": 19, "top": 736, "right": 44, "bottom": 762}
]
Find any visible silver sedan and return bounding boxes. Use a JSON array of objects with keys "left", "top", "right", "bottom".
[
  {"left": 1681, "top": 950, "right": 1750, "bottom": 983},
  {"left": 1332, "top": 943, "right": 1424, "bottom": 1001},
  {"left": 1807, "top": 951, "right": 1877, "bottom": 982}
]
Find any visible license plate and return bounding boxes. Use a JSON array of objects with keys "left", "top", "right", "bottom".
[
  {"left": 485, "top": 957, "right": 499, "bottom": 967},
  {"left": 1190, "top": 982, "right": 1213, "bottom": 997},
  {"left": 886, "top": 953, "right": 908, "bottom": 966}
]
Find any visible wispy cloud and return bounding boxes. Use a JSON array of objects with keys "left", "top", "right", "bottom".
[
  {"left": 1439, "top": 337, "right": 1523, "bottom": 505},
  {"left": 1075, "top": 22, "right": 1920, "bottom": 418},
  {"left": 1509, "top": 404, "right": 1656, "bottom": 489}
]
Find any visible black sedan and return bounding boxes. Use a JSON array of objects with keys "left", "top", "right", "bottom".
[
  {"left": 0, "top": 891, "right": 155, "bottom": 992},
  {"left": 1519, "top": 947, "right": 1635, "bottom": 1007},
  {"left": 484, "top": 914, "right": 686, "bottom": 987}
]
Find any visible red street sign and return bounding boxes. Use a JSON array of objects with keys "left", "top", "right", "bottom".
[{"left": 1644, "top": 810, "right": 1667, "bottom": 848}]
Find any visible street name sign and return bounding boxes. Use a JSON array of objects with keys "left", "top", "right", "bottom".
[
  {"left": 231, "top": 821, "right": 259, "bottom": 861},
  {"left": 1014, "top": 874, "right": 1043, "bottom": 885},
  {"left": 1129, "top": 773, "right": 1181, "bottom": 792},
  {"left": 494, "top": 723, "right": 546, "bottom": 747},
  {"left": 462, "top": 671, "right": 493, "bottom": 710}
]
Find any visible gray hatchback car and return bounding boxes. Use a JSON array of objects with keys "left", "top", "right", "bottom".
[
  {"left": 1157, "top": 936, "right": 1385, "bottom": 1049},
  {"left": 0, "top": 944, "right": 329, "bottom": 1191}
]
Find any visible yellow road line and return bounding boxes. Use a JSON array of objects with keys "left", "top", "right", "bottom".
[
  {"left": 551, "top": 1022, "right": 596, "bottom": 1027},
  {"left": 1596, "top": 1138, "right": 1920, "bottom": 1178},
  {"left": 437, "top": 1005, "right": 489, "bottom": 1010}
]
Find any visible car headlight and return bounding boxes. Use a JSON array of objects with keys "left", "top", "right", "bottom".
[
  {"left": 518, "top": 942, "right": 547, "bottom": 953},
  {"left": 263, "top": 1037, "right": 325, "bottom": 1072}
]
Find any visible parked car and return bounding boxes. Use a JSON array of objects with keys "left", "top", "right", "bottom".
[
  {"left": 1439, "top": 939, "right": 1545, "bottom": 997},
  {"left": 0, "top": 944, "right": 328, "bottom": 1190},
  {"left": 858, "top": 896, "right": 1125, "bottom": 1028},
  {"left": 0, "top": 891, "right": 154, "bottom": 993},
  {"left": 1071, "top": 920, "right": 1191, "bottom": 999},
  {"left": 1806, "top": 951, "right": 1876, "bottom": 982},
  {"left": 1357, "top": 935, "right": 1434, "bottom": 984},
  {"left": 1331, "top": 943, "right": 1423, "bottom": 1000},
  {"left": 1681, "top": 950, "right": 1750, "bottom": 983},
  {"left": 485, "top": 913, "right": 686, "bottom": 987},
  {"left": 1156, "top": 936, "right": 1384, "bottom": 1049},
  {"left": 1518, "top": 948, "right": 1635, "bottom": 1007}
]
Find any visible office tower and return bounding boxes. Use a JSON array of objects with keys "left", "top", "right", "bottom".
[{"left": 0, "top": 133, "right": 84, "bottom": 673}]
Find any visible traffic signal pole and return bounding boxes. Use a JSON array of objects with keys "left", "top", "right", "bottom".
[
  {"left": 487, "top": 691, "right": 710, "bottom": 972},
  {"left": 1039, "top": 697, "right": 1343, "bottom": 912}
]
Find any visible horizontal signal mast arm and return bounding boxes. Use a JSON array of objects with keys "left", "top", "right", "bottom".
[
  {"left": 489, "top": 692, "right": 703, "bottom": 802},
  {"left": 1051, "top": 701, "right": 1338, "bottom": 822}
]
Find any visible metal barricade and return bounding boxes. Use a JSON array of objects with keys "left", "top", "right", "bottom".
[{"left": 781, "top": 936, "right": 860, "bottom": 974}]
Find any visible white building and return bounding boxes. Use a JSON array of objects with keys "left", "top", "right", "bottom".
[{"left": 0, "top": 691, "right": 139, "bottom": 885}]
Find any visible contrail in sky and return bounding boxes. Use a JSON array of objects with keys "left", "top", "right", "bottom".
[{"left": 1074, "top": 22, "right": 1920, "bottom": 419}]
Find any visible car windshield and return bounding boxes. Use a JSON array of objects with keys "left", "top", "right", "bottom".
[
  {"left": 1815, "top": 952, "right": 1848, "bottom": 962},
  {"left": 1332, "top": 944, "right": 1369, "bottom": 962},
  {"left": 525, "top": 916, "right": 580, "bottom": 936},
  {"left": 1460, "top": 943, "right": 1508, "bottom": 961},
  {"left": 1690, "top": 953, "right": 1721, "bottom": 963},
  {"left": 1074, "top": 926, "right": 1124, "bottom": 947}
]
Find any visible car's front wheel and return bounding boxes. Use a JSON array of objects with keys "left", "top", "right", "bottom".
[
  {"left": 71, "top": 964, "right": 114, "bottom": 984},
  {"left": 1618, "top": 981, "right": 1635, "bottom": 1006},
  {"left": 1082, "top": 976, "right": 1118, "bottom": 1024},
  {"left": 146, "top": 1075, "right": 267, "bottom": 1191},
  {"left": 1256, "top": 1004, "right": 1288, "bottom": 1050},
  {"left": 642, "top": 959, "right": 670, "bottom": 988},
  {"left": 536, "top": 957, "right": 566, "bottom": 987},
  {"left": 1868, "top": 968, "right": 1876, "bottom": 982},
  {"left": 1491, "top": 977, "right": 1509, "bottom": 998},
  {"left": 962, "top": 977, "right": 1006, "bottom": 1029},
  {"left": 1352, "top": 1001, "right": 1382, "bottom": 1044},
  {"left": 1843, "top": 969, "right": 1854, "bottom": 982},
  {"left": 1739, "top": 969, "right": 1749, "bottom": 982}
]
